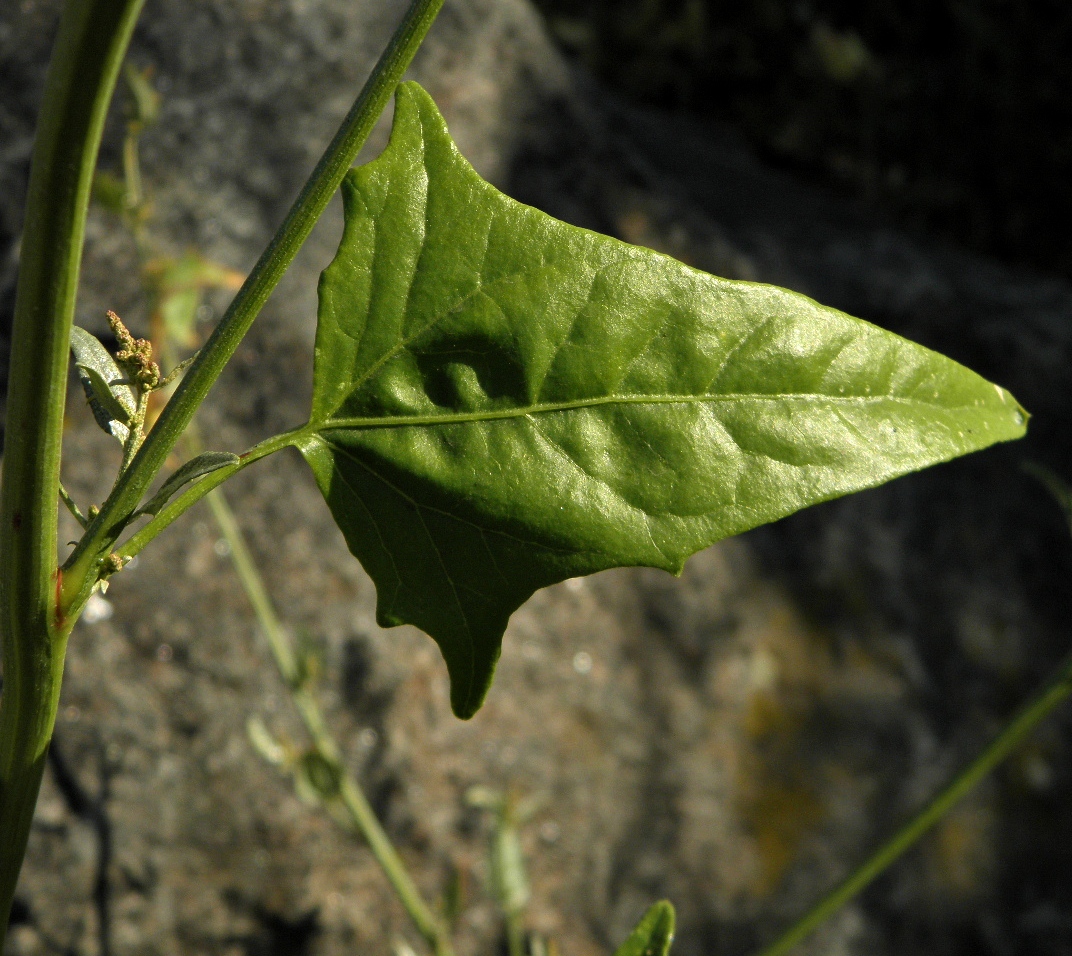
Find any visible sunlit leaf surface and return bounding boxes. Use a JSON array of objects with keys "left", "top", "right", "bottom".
[{"left": 300, "top": 82, "right": 1027, "bottom": 717}]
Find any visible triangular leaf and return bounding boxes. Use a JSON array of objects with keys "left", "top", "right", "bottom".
[
  {"left": 70, "top": 325, "right": 136, "bottom": 443},
  {"left": 613, "top": 901, "right": 676, "bottom": 956},
  {"left": 299, "top": 82, "right": 1027, "bottom": 718},
  {"left": 136, "top": 452, "right": 240, "bottom": 517}
]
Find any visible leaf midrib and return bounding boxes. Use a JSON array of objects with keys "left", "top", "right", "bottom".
[{"left": 312, "top": 390, "right": 977, "bottom": 432}]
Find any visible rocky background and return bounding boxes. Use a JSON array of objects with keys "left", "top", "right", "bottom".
[{"left": 3, "top": 1, "right": 1072, "bottom": 955}]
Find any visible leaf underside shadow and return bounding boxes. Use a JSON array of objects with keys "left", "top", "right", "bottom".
[{"left": 300, "top": 81, "right": 1027, "bottom": 718}]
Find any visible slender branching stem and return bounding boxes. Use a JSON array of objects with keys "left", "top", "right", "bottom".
[
  {"left": 752, "top": 651, "right": 1072, "bottom": 956},
  {"left": 0, "top": 0, "right": 148, "bottom": 944},
  {"left": 196, "top": 442, "right": 453, "bottom": 956},
  {"left": 115, "top": 429, "right": 305, "bottom": 562},
  {"left": 336, "top": 774, "right": 455, "bottom": 956},
  {"left": 114, "top": 72, "right": 453, "bottom": 946},
  {"left": 104, "top": 413, "right": 455, "bottom": 955},
  {"left": 61, "top": 0, "right": 447, "bottom": 610},
  {"left": 121, "top": 125, "right": 143, "bottom": 212},
  {"left": 505, "top": 910, "right": 526, "bottom": 956}
]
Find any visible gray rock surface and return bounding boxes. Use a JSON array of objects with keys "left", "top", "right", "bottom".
[{"left": 2, "top": 1, "right": 1072, "bottom": 955}]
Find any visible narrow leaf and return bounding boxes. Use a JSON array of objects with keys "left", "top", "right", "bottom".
[
  {"left": 246, "top": 716, "right": 286, "bottom": 766},
  {"left": 301, "top": 82, "right": 1028, "bottom": 718},
  {"left": 70, "top": 325, "right": 136, "bottom": 443},
  {"left": 75, "top": 364, "right": 133, "bottom": 426},
  {"left": 613, "top": 901, "right": 676, "bottom": 956},
  {"left": 136, "top": 452, "right": 240, "bottom": 517}
]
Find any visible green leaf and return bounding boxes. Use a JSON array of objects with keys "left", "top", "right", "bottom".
[
  {"left": 135, "top": 452, "right": 240, "bottom": 517},
  {"left": 75, "top": 364, "right": 132, "bottom": 427},
  {"left": 613, "top": 901, "right": 676, "bottom": 956},
  {"left": 245, "top": 716, "right": 286, "bottom": 766},
  {"left": 70, "top": 325, "right": 136, "bottom": 443},
  {"left": 294, "top": 750, "right": 343, "bottom": 803},
  {"left": 299, "top": 82, "right": 1028, "bottom": 718}
]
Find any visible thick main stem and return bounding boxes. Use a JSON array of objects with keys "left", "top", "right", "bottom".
[
  {"left": 753, "top": 652, "right": 1072, "bottom": 956},
  {"left": 62, "top": 0, "right": 447, "bottom": 605},
  {"left": 0, "top": 0, "right": 147, "bottom": 944}
]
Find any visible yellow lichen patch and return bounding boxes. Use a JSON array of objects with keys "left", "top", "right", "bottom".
[
  {"left": 725, "top": 604, "right": 836, "bottom": 896},
  {"left": 926, "top": 797, "right": 996, "bottom": 903},
  {"left": 743, "top": 780, "right": 825, "bottom": 896},
  {"left": 744, "top": 690, "right": 795, "bottom": 741},
  {"left": 725, "top": 588, "right": 915, "bottom": 901}
]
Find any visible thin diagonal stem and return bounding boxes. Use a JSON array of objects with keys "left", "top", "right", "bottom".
[
  {"left": 62, "top": 0, "right": 446, "bottom": 608},
  {"left": 752, "top": 652, "right": 1072, "bottom": 956},
  {"left": 191, "top": 435, "right": 453, "bottom": 956}
]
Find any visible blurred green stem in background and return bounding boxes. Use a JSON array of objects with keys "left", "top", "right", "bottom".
[{"left": 755, "top": 649, "right": 1072, "bottom": 956}]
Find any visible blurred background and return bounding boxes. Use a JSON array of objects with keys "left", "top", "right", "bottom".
[
  {"left": 534, "top": 0, "right": 1072, "bottom": 277},
  {"left": 2, "top": 1, "right": 1072, "bottom": 955}
]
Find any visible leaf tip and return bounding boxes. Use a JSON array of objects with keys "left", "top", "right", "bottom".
[
  {"left": 451, "top": 696, "right": 481, "bottom": 721},
  {"left": 613, "top": 900, "right": 676, "bottom": 956},
  {"left": 448, "top": 660, "right": 494, "bottom": 720},
  {"left": 987, "top": 382, "right": 1029, "bottom": 436}
]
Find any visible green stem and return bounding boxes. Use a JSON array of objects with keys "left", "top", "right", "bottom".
[
  {"left": 505, "top": 910, "right": 526, "bottom": 956},
  {"left": 116, "top": 429, "right": 305, "bottom": 562},
  {"left": 0, "top": 0, "right": 147, "bottom": 944},
  {"left": 62, "top": 0, "right": 447, "bottom": 605},
  {"left": 119, "top": 389, "right": 149, "bottom": 474},
  {"left": 336, "top": 770, "right": 454, "bottom": 956},
  {"left": 752, "top": 652, "right": 1072, "bottom": 956},
  {"left": 198, "top": 447, "right": 453, "bottom": 956},
  {"left": 122, "top": 127, "right": 144, "bottom": 213},
  {"left": 201, "top": 476, "right": 299, "bottom": 684}
]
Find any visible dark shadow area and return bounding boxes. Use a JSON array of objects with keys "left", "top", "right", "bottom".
[
  {"left": 533, "top": 0, "right": 1072, "bottom": 279},
  {"left": 247, "top": 907, "right": 321, "bottom": 956},
  {"left": 48, "top": 737, "right": 115, "bottom": 956}
]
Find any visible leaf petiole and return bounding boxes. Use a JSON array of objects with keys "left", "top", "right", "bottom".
[
  {"left": 114, "top": 427, "right": 306, "bottom": 564},
  {"left": 156, "top": 349, "right": 199, "bottom": 388}
]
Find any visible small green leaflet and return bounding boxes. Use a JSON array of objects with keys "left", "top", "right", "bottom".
[
  {"left": 70, "top": 325, "right": 135, "bottom": 443},
  {"left": 299, "top": 82, "right": 1027, "bottom": 718},
  {"left": 613, "top": 902, "right": 676, "bottom": 956}
]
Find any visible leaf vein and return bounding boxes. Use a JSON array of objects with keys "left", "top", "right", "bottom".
[{"left": 323, "top": 392, "right": 957, "bottom": 431}]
